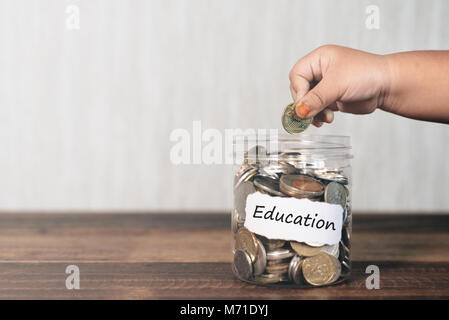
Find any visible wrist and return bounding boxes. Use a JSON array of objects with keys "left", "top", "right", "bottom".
[{"left": 379, "top": 53, "right": 397, "bottom": 113}]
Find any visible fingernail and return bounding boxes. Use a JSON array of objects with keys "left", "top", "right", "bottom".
[{"left": 295, "top": 102, "right": 311, "bottom": 119}]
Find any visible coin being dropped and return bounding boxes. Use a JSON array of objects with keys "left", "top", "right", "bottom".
[
  {"left": 324, "top": 181, "right": 348, "bottom": 208},
  {"left": 235, "top": 228, "right": 259, "bottom": 263},
  {"left": 233, "top": 249, "right": 253, "bottom": 281},
  {"left": 282, "top": 102, "right": 312, "bottom": 134}
]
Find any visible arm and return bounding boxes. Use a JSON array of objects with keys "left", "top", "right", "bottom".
[{"left": 289, "top": 45, "right": 449, "bottom": 126}]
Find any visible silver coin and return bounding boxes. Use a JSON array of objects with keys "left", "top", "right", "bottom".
[
  {"left": 281, "top": 103, "right": 312, "bottom": 134},
  {"left": 298, "top": 168, "right": 317, "bottom": 177},
  {"left": 341, "top": 260, "right": 351, "bottom": 274},
  {"left": 253, "top": 239, "right": 267, "bottom": 276},
  {"left": 315, "top": 171, "right": 348, "bottom": 185},
  {"left": 339, "top": 241, "right": 350, "bottom": 261},
  {"left": 253, "top": 176, "right": 285, "bottom": 197},
  {"left": 233, "top": 249, "right": 253, "bottom": 281},
  {"left": 234, "top": 166, "right": 258, "bottom": 190},
  {"left": 295, "top": 160, "right": 326, "bottom": 170},
  {"left": 234, "top": 181, "right": 256, "bottom": 222},
  {"left": 266, "top": 248, "right": 295, "bottom": 260},
  {"left": 324, "top": 181, "right": 348, "bottom": 208},
  {"left": 259, "top": 162, "right": 297, "bottom": 179},
  {"left": 257, "top": 167, "right": 280, "bottom": 180},
  {"left": 232, "top": 209, "right": 240, "bottom": 234},
  {"left": 330, "top": 259, "right": 342, "bottom": 283},
  {"left": 342, "top": 226, "right": 351, "bottom": 248},
  {"left": 321, "top": 243, "right": 340, "bottom": 259},
  {"left": 254, "top": 273, "right": 288, "bottom": 284},
  {"left": 288, "top": 255, "right": 303, "bottom": 285},
  {"left": 344, "top": 206, "right": 352, "bottom": 225},
  {"left": 314, "top": 167, "right": 343, "bottom": 175}
]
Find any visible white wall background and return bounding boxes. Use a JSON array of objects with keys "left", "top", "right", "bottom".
[{"left": 0, "top": 0, "right": 448, "bottom": 212}]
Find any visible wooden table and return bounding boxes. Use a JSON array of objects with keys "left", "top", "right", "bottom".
[{"left": 0, "top": 213, "right": 448, "bottom": 299}]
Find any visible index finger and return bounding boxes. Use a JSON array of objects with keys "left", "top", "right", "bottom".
[{"left": 289, "top": 49, "right": 325, "bottom": 101}]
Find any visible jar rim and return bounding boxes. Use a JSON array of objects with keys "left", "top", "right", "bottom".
[
  {"left": 233, "top": 134, "right": 350, "bottom": 147},
  {"left": 233, "top": 134, "right": 352, "bottom": 161}
]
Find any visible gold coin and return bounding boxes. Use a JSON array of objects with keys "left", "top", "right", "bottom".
[
  {"left": 281, "top": 102, "right": 312, "bottom": 134},
  {"left": 290, "top": 241, "right": 324, "bottom": 257},
  {"left": 235, "top": 228, "right": 259, "bottom": 263},
  {"left": 302, "top": 253, "right": 340, "bottom": 286}
]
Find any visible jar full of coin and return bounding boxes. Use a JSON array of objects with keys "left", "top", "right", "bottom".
[{"left": 232, "top": 134, "right": 352, "bottom": 287}]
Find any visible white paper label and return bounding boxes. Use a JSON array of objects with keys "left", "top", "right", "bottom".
[{"left": 244, "top": 192, "right": 343, "bottom": 245}]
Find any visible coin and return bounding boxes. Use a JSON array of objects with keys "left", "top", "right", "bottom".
[
  {"left": 259, "top": 162, "right": 297, "bottom": 179},
  {"left": 315, "top": 171, "right": 348, "bottom": 185},
  {"left": 324, "top": 181, "right": 347, "bottom": 208},
  {"left": 232, "top": 209, "right": 240, "bottom": 234},
  {"left": 342, "top": 225, "right": 351, "bottom": 248},
  {"left": 253, "top": 176, "right": 285, "bottom": 197},
  {"left": 314, "top": 168, "right": 343, "bottom": 175},
  {"left": 290, "top": 241, "right": 324, "bottom": 257},
  {"left": 266, "top": 258, "right": 290, "bottom": 266},
  {"left": 302, "top": 253, "right": 341, "bottom": 286},
  {"left": 235, "top": 228, "right": 259, "bottom": 263},
  {"left": 253, "top": 238, "right": 267, "bottom": 276},
  {"left": 234, "top": 181, "right": 256, "bottom": 222},
  {"left": 339, "top": 241, "right": 350, "bottom": 262},
  {"left": 280, "top": 174, "right": 324, "bottom": 198},
  {"left": 254, "top": 273, "right": 287, "bottom": 284},
  {"left": 233, "top": 249, "right": 253, "bottom": 281},
  {"left": 256, "top": 235, "right": 286, "bottom": 250},
  {"left": 288, "top": 255, "right": 304, "bottom": 285},
  {"left": 257, "top": 167, "right": 280, "bottom": 180},
  {"left": 341, "top": 260, "right": 351, "bottom": 275},
  {"left": 266, "top": 262, "right": 290, "bottom": 274},
  {"left": 234, "top": 166, "right": 258, "bottom": 190},
  {"left": 266, "top": 248, "right": 294, "bottom": 260},
  {"left": 321, "top": 243, "right": 340, "bottom": 259},
  {"left": 281, "top": 102, "right": 312, "bottom": 134}
]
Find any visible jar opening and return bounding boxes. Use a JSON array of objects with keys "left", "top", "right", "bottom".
[{"left": 233, "top": 134, "right": 352, "bottom": 162}]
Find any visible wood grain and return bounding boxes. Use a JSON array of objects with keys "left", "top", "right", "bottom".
[{"left": 0, "top": 213, "right": 448, "bottom": 299}]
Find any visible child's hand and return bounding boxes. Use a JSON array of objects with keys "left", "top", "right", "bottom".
[
  {"left": 289, "top": 45, "right": 390, "bottom": 127},
  {"left": 289, "top": 45, "right": 449, "bottom": 125}
]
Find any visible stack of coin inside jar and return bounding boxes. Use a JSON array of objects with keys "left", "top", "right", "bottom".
[{"left": 232, "top": 145, "right": 351, "bottom": 287}]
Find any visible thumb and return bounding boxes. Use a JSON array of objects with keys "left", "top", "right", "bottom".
[{"left": 295, "top": 75, "right": 341, "bottom": 119}]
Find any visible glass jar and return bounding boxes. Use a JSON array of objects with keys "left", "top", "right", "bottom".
[{"left": 232, "top": 134, "right": 352, "bottom": 287}]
